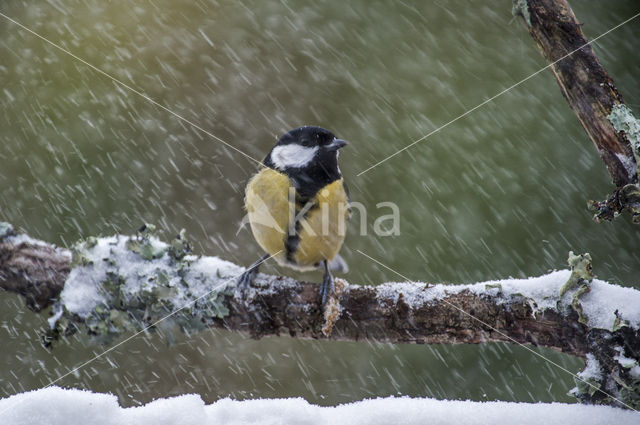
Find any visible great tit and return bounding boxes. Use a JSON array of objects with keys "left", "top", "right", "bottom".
[{"left": 239, "top": 126, "right": 350, "bottom": 304}]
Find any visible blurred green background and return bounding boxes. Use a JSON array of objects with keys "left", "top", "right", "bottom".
[{"left": 0, "top": 0, "right": 638, "bottom": 407}]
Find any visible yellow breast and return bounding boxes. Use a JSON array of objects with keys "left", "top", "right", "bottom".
[{"left": 245, "top": 167, "right": 349, "bottom": 270}]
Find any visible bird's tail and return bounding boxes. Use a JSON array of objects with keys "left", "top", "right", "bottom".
[{"left": 328, "top": 254, "right": 348, "bottom": 273}]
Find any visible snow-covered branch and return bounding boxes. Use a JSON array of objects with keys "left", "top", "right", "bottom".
[{"left": 1, "top": 222, "right": 639, "bottom": 409}]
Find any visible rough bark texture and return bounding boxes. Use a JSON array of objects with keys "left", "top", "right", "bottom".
[
  {"left": 225, "top": 279, "right": 590, "bottom": 355},
  {"left": 514, "top": 0, "right": 640, "bottom": 222},
  {"left": 0, "top": 226, "right": 70, "bottom": 311},
  {"left": 1, "top": 224, "right": 639, "bottom": 409}
]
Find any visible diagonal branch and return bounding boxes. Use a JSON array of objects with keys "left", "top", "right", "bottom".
[{"left": 513, "top": 0, "right": 640, "bottom": 222}]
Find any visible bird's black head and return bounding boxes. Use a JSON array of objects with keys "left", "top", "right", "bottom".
[{"left": 264, "top": 126, "right": 347, "bottom": 198}]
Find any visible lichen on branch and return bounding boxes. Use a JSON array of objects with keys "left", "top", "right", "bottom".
[{"left": 46, "top": 225, "right": 238, "bottom": 346}]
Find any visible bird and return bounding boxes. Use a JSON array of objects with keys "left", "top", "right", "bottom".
[{"left": 239, "top": 126, "right": 350, "bottom": 305}]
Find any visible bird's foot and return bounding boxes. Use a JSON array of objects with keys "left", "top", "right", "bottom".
[
  {"left": 238, "top": 254, "right": 270, "bottom": 290},
  {"left": 320, "top": 271, "right": 336, "bottom": 306},
  {"left": 238, "top": 267, "right": 258, "bottom": 289}
]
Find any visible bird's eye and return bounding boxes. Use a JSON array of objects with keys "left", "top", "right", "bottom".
[{"left": 321, "top": 136, "right": 333, "bottom": 145}]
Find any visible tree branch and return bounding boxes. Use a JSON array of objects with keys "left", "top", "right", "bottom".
[
  {"left": 0, "top": 223, "right": 70, "bottom": 311},
  {"left": 513, "top": 0, "right": 640, "bottom": 222},
  {"left": 1, "top": 222, "right": 639, "bottom": 408}
]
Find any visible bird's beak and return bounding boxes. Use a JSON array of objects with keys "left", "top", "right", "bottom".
[{"left": 327, "top": 138, "right": 348, "bottom": 151}]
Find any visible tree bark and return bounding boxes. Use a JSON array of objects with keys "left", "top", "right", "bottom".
[
  {"left": 513, "top": 0, "right": 640, "bottom": 222},
  {"left": 1, "top": 223, "right": 639, "bottom": 409},
  {"left": 0, "top": 224, "right": 70, "bottom": 311}
]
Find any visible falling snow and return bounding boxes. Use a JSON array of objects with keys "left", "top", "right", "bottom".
[{"left": 1, "top": 0, "right": 639, "bottom": 416}]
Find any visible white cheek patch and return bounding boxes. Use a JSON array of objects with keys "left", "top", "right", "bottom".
[{"left": 270, "top": 144, "right": 318, "bottom": 169}]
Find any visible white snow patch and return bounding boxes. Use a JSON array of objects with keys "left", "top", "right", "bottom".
[
  {"left": 60, "top": 235, "right": 245, "bottom": 318},
  {"left": 375, "top": 270, "right": 640, "bottom": 331},
  {"left": 5, "top": 234, "right": 50, "bottom": 248},
  {"left": 60, "top": 236, "right": 119, "bottom": 315},
  {"left": 47, "top": 304, "right": 64, "bottom": 330},
  {"left": 0, "top": 387, "right": 638, "bottom": 425},
  {"left": 615, "top": 152, "right": 638, "bottom": 180},
  {"left": 579, "top": 279, "right": 640, "bottom": 331},
  {"left": 578, "top": 354, "right": 602, "bottom": 382},
  {"left": 61, "top": 268, "right": 106, "bottom": 316},
  {"left": 376, "top": 281, "right": 450, "bottom": 306},
  {"left": 4, "top": 233, "right": 71, "bottom": 259},
  {"left": 376, "top": 270, "right": 569, "bottom": 311},
  {"left": 468, "top": 270, "right": 570, "bottom": 312},
  {"left": 615, "top": 346, "right": 638, "bottom": 369}
]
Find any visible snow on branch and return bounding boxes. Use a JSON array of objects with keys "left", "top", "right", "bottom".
[{"left": 1, "top": 222, "right": 639, "bottom": 409}]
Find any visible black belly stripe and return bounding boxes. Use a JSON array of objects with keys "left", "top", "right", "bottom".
[
  {"left": 284, "top": 195, "right": 319, "bottom": 263},
  {"left": 284, "top": 232, "right": 299, "bottom": 263}
]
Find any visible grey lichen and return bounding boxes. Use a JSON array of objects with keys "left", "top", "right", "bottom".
[
  {"left": 125, "top": 224, "right": 167, "bottom": 261},
  {"left": 618, "top": 184, "right": 640, "bottom": 224},
  {"left": 572, "top": 353, "right": 604, "bottom": 401},
  {"left": 613, "top": 310, "right": 630, "bottom": 332},
  {"left": 512, "top": 0, "right": 532, "bottom": 27},
  {"left": 615, "top": 348, "right": 640, "bottom": 410},
  {"left": 168, "top": 228, "right": 191, "bottom": 261},
  {"left": 560, "top": 252, "right": 594, "bottom": 325},
  {"left": 71, "top": 236, "right": 98, "bottom": 267},
  {"left": 44, "top": 225, "right": 235, "bottom": 346},
  {"left": 200, "top": 291, "right": 231, "bottom": 319},
  {"left": 575, "top": 375, "right": 602, "bottom": 398},
  {"left": 591, "top": 105, "right": 640, "bottom": 223},
  {"left": 560, "top": 252, "right": 593, "bottom": 296},
  {"left": 589, "top": 183, "right": 640, "bottom": 224},
  {"left": 572, "top": 339, "right": 640, "bottom": 410},
  {"left": 485, "top": 283, "right": 503, "bottom": 292},
  {"left": 571, "top": 284, "right": 591, "bottom": 325},
  {"left": 608, "top": 103, "right": 640, "bottom": 169},
  {"left": 618, "top": 377, "right": 640, "bottom": 410}
]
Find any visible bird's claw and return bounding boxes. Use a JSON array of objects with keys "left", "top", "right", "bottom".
[
  {"left": 238, "top": 267, "right": 258, "bottom": 289},
  {"left": 320, "top": 272, "right": 336, "bottom": 306},
  {"left": 238, "top": 254, "right": 269, "bottom": 290}
]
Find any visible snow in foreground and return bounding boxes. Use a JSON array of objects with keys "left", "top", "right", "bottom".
[{"left": 1, "top": 387, "right": 638, "bottom": 425}]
